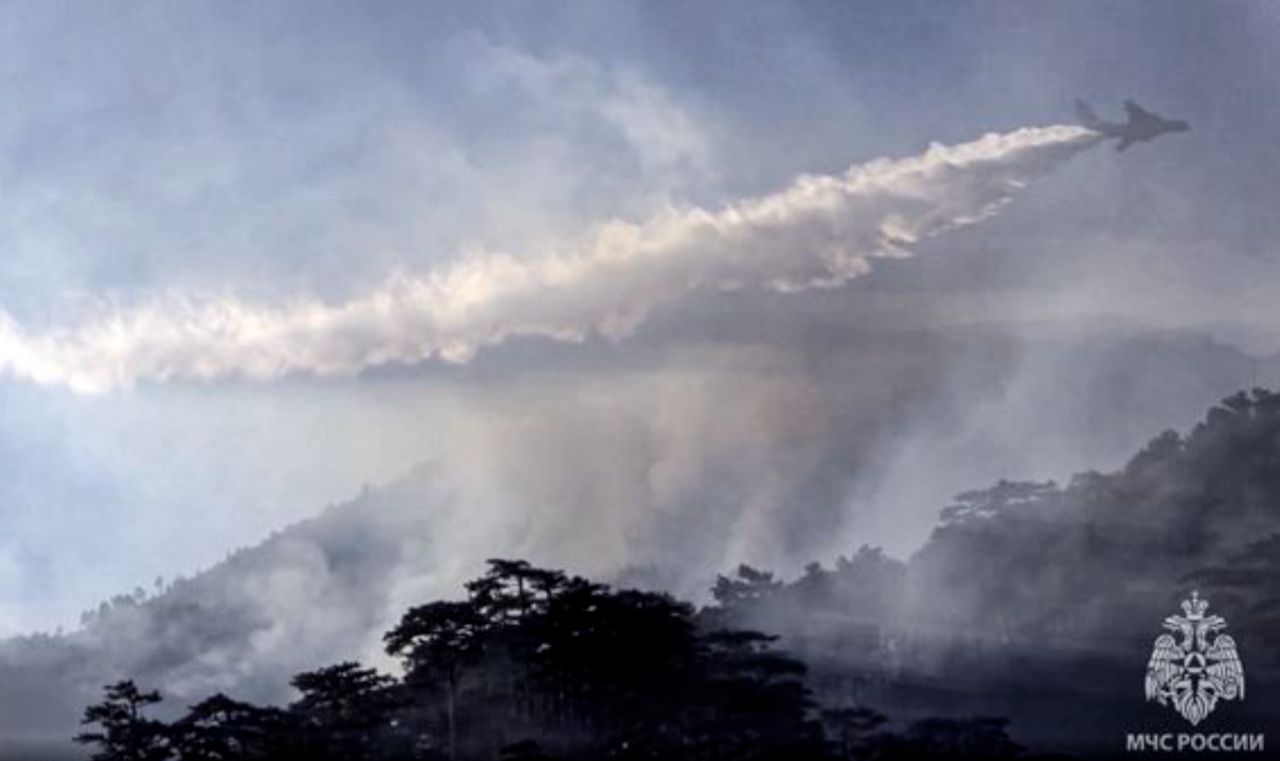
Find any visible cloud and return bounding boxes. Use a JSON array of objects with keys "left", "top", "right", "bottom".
[{"left": 0, "top": 125, "right": 1097, "bottom": 394}]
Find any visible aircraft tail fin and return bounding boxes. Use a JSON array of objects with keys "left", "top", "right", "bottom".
[{"left": 1075, "top": 98, "right": 1101, "bottom": 128}]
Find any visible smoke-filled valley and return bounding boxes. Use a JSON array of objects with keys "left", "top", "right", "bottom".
[
  {"left": 30, "top": 384, "right": 1280, "bottom": 760},
  {"left": 2, "top": 319, "right": 1278, "bottom": 758}
]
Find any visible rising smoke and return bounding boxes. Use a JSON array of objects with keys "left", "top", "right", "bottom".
[
  {"left": 6, "top": 123, "right": 1275, "bottom": 755},
  {"left": 0, "top": 124, "right": 1130, "bottom": 748},
  {"left": 0, "top": 126, "right": 1097, "bottom": 393}
]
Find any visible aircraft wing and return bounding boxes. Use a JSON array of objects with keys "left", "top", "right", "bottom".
[
  {"left": 1124, "top": 99, "right": 1158, "bottom": 124},
  {"left": 1075, "top": 99, "right": 1100, "bottom": 125}
]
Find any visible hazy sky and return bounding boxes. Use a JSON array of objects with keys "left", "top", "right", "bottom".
[{"left": 1, "top": 1, "right": 1278, "bottom": 635}]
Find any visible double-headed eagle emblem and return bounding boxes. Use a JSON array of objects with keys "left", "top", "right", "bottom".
[{"left": 1144, "top": 591, "right": 1245, "bottom": 725}]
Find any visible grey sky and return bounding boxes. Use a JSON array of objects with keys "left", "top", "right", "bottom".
[{"left": 0, "top": 1, "right": 1277, "bottom": 635}]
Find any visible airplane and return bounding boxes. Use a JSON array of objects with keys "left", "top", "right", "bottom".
[{"left": 1074, "top": 99, "right": 1189, "bottom": 151}]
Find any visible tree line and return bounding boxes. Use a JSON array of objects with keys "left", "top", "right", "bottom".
[{"left": 77, "top": 559, "right": 1023, "bottom": 761}]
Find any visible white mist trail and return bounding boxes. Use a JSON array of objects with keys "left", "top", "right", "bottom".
[{"left": 0, "top": 125, "right": 1098, "bottom": 393}]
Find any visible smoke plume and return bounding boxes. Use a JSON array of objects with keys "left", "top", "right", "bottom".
[{"left": 0, "top": 125, "right": 1097, "bottom": 393}]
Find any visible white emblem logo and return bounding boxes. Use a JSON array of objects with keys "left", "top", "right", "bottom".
[{"left": 1144, "top": 591, "right": 1245, "bottom": 726}]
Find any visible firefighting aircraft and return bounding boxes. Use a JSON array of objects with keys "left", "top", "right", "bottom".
[{"left": 1075, "top": 99, "right": 1189, "bottom": 151}]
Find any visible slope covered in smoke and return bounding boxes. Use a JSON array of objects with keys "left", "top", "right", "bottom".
[
  {"left": 0, "top": 465, "right": 447, "bottom": 754},
  {"left": 0, "top": 325, "right": 1274, "bottom": 755},
  {"left": 713, "top": 388, "right": 1280, "bottom": 756}
]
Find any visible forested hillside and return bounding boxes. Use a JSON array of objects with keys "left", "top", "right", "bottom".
[
  {"left": 75, "top": 389, "right": 1280, "bottom": 759},
  {"left": 4, "top": 329, "right": 1273, "bottom": 755},
  {"left": 711, "top": 388, "right": 1280, "bottom": 755},
  {"left": 76, "top": 560, "right": 1023, "bottom": 761}
]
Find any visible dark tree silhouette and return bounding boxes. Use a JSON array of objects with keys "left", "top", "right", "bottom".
[
  {"left": 466, "top": 559, "right": 567, "bottom": 623},
  {"left": 872, "top": 717, "right": 1022, "bottom": 760},
  {"left": 711, "top": 564, "right": 783, "bottom": 611},
  {"left": 938, "top": 481, "right": 1059, "bottom": 527},
  {"left": 77, "top": 559, "right": 1034, "bottom": 760},
  {"left": 694, "top": 630, "right": 823, "bottom": 759},
  {"left": 819, "top": 706, "right": 887, "bottom": 760},
  {"left": 77, "top": 681, "right": 171, "bottom": 761},
  {"left": 168, "top": 694, "right": 295, "bottom": 761},
  {"left": 497, "top": 739, "right": 556, "bottom": 761},
  {"left": 384, "top": 601, "right": 488, "bottom": 760},
  {"left": 290, "top": 662, "right": 409, "bottom": 760}
]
